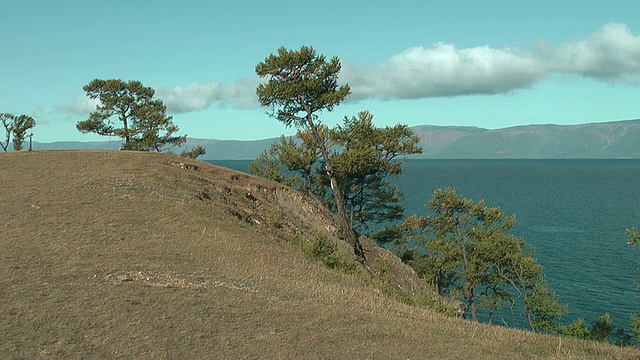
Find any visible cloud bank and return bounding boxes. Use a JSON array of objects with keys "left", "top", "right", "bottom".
[
  {"left": 547, "top": 23, "right": 640, "bottom": 83},
  {"left": 342, "top": 44, "right": 547, "bottom": 100},
  {"left": 155, "top": 78, "right": 260, "bottom": 114},
  {"left": 57, "top": 96, "right": 100, "bottom": 116},
  {"left": 59, "top": 23, "right": 640, "bottom": 115},
  {"left": 345, "top": 23, "right": 640, "bottom": 101}
]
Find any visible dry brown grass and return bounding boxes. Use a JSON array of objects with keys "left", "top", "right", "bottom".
[{"left": 1, "top": 150, "right": 638, "bottom": 359}]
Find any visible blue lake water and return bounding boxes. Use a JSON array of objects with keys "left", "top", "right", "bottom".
[{"left": 210, "top": 159, "right": 640, "bottom": 329}]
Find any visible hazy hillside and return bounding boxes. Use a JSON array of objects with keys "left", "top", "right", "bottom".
[
  {"left": 414, "top": 120, "right": 640, "bottom": 158},
  {"left": 1, "top": 151, "right": 636, "bottom": 358},
  {"left": 33, "top": 119, "right": 640, "bottom": 160}
]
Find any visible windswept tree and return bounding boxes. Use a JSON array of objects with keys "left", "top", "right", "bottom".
[
  {"left": 1, "top": 113, "right": 36, "bottom": 151},
  {"left": 255, "top": 46, "right": 363, "bottom": 259},
  {"left": 394, "top": 188, "right": 566, "bottom": 330},
  {"left": 76, "top": 79, "right": 185, "bottom": 151}
]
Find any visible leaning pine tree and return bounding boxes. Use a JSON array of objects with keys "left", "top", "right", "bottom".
[{"left": 255, "top": 46, "right": 365, "bottom": 261}]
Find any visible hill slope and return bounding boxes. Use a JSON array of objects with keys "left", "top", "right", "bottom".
[{"left": 1, "top": 151, "right": 637, "bottom": 359}]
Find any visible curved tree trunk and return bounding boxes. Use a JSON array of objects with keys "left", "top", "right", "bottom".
[{"left": 307, "top": 114, "right": 365, "bottom": 262}]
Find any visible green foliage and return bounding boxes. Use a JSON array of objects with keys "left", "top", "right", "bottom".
[
  {"left": 11, "top": 115, "right": 36, "bottom": 151},
  {"left": 631, "top": 314, "right": 640, "bottom": 343},
  {"left": 180, "top": 145, "right": 207, "bottom": 159},
  {"left": 125, "top": 100, "right": 186, "bottom": 151},
  {"left": 255, "top": 46, "right": 363, "bottom": 260},
  {"left": 0, "top": 113, "right": 36, "bottom": 151},
  {"left": 556, "top": 313, "right": 639, "bottom": 346},
  {"left": 556, "top": 318, "right": 591, "bottom": 339},
  {"left": 627, "top": 228, "right": 640, "bottom": 247},
  {"left": 267, "top": 212, "right": 283, "bottom": 229},
  {"left": 296, "top": 235, "right": 360, "bottom": 275},
  {"left": 626, "top": 227, "right": 640, "bottom": 247},
  {"left": 393, "top": 187, "right": 566, "bottom": 331},
  {"left": 76, "top": 79, "right": 185, "bottom": 151},
  {"left": 394, "top": 216, "right": 459, "bottom": 295},
  {"left": 248, "top": 133, "right": 320, "bottom": 191},
  {"left": 328, "top": 110, "right": 422, "bottom": 233},
  {"left": 590, "top": 313, "right": 616, "bottom": 343},
  {"left": 249, "top": 149, "right": 296, "bottom": 186},
  {"left": 255, "top": 46, "right": 350, "bottom": 127},
  {"left": 276, "top": 131, "right": 322, "bottom": 194},
  {"left": 526, "top": 281, "right": 568, "bottom": 332},
  {"left": 250, "top": 110, "right": 422, "bottom": 240}
]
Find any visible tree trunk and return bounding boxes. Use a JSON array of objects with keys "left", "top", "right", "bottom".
[
  {"left": 456, "top": 216, "right": 477, "bottom": 321},
  {"left": 525, "top": 305, "right": 535, "bottom": 331},
  {"left": 307, "top": 115, "right": 365, "bottom": 262},
  {"left": 466, "top": 285, "right": 478, "bottom": 322},
  {"left": 123, "top": 118, "right": 130, "bottom": 144}
]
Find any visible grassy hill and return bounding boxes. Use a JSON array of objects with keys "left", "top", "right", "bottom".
[{"left": 1, "top": 151, "right": 638, "bottom": 359}]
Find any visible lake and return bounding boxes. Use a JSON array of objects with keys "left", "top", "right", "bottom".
[{"left": 209, "top": 159, "right": 640, "bottom": 329}]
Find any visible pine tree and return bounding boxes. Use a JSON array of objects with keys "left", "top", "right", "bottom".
[
  {"left": 77, "top": 79, "right": 185, "bottom": 151},
  {"left": 255, "top": 46, "right": 363, "bottom": 260}
]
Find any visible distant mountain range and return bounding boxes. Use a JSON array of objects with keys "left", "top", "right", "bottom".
[
  {"left": 32, "top": 119, "right": 640, "bottom": 159},
  {"left": 410, "top": 119, "right": 640, "bottom": 159}
]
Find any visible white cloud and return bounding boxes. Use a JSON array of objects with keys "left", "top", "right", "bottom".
[
  {"left": 222, "top": 77, "right": 262, "bottom": 110},
  {"left": 56, "top": 80, "right": 260, "bottom": 118},
  {"left": 156, "top": 79, "right": 260, "bottom": 114},
  {"left": 56, "top": 96, "right": 99, "bottom": 116},
  {"left": 155, "top": 82, "right": 222, "bottom": 113},
  {"left": 546, "top": 23, "right": 640, "bottom": 84},
  {"left": 343, "top": 43, "right": 548, "bottom": 101},
  {"left": 56, "top": 23, "right": 640, "bottom": 115},
  {"left": 342, "top": 23, "right": 640, "bottom": 101}
]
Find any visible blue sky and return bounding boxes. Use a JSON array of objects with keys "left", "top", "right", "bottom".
[{"left": 2, "top": 1, "right": 640, "bottom": 142}]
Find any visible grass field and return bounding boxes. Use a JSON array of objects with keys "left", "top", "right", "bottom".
[{"left": 1, "top": 150, "right": 638, "bottom": 359}]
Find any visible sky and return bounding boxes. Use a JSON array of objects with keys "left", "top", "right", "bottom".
[{"left": 2, "top": 1, "right": 640, "bottom": 143}]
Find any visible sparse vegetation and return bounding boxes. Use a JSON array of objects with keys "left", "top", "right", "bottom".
[
  {"left": 302, "top": 235, "right": 360, "bottom": 274},
  {"left": 180, "top": 144, "right": 207, "bottom": 159}
]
